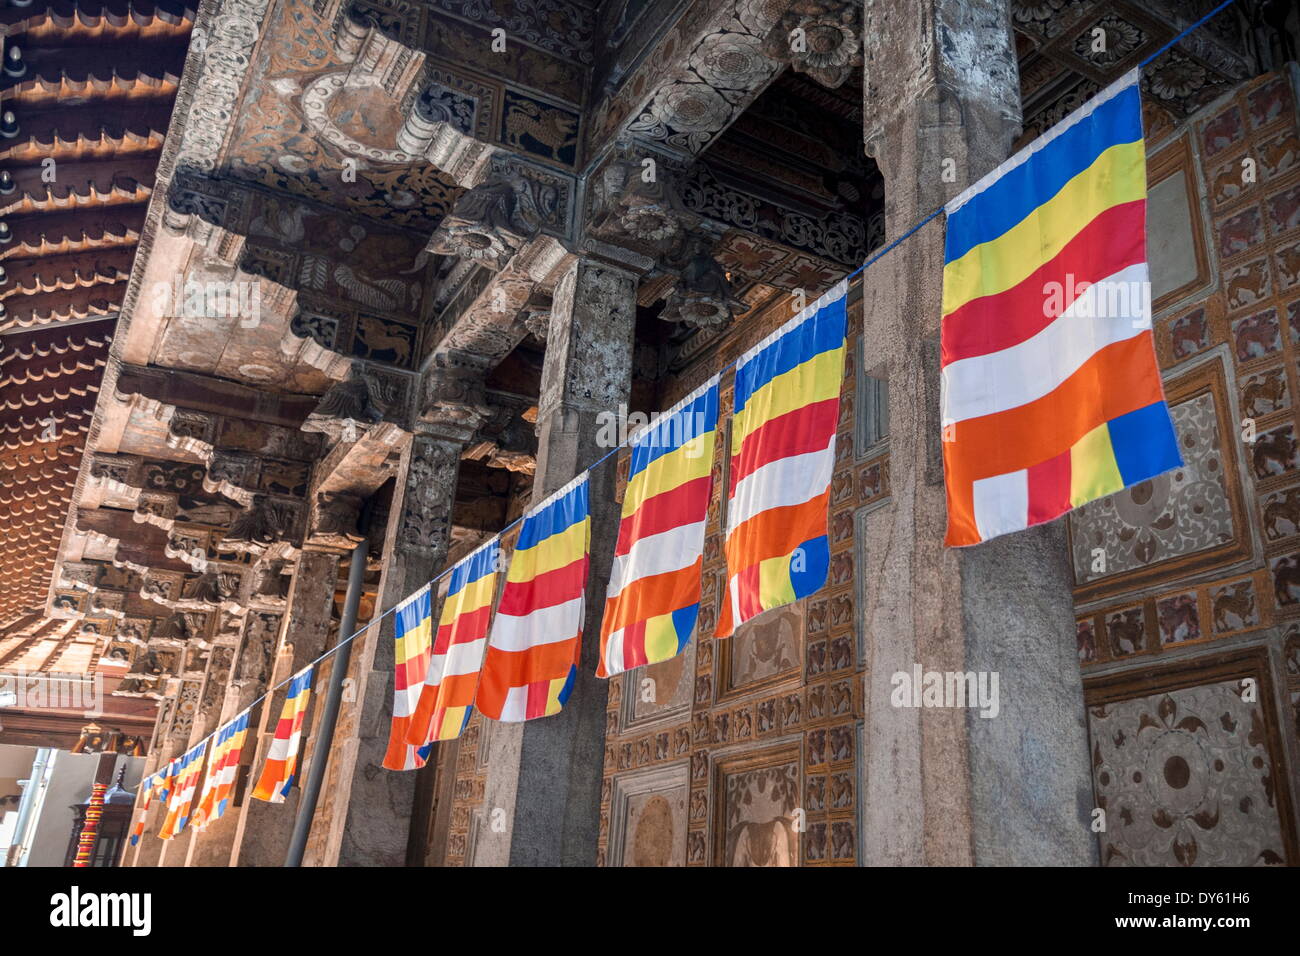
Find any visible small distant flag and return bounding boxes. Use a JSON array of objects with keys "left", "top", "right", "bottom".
[
  {"left": 252, "top": 665, "right": 313, "bottom": 802},
  {"left": 158, "top": 739, "right": 208, "bottom": 840},
  {"left": 599, "top": 376, "right": 719, "bottom": 676},
  {"left": 157, "top": 757, "right": 180, "bottom": 803},
  {"left": 407, "top": 540, "right": 499, "bottom": 748},
  {"left": 129, "top": 772, "right": 163, "bottom": 846},
  {"left": 717, "top": 281, "right": 848, "bottom": 637},
  {"left": 192, "top": 709, "right": 250, "bottom": 829},
  {"left": 478, "top": 474, "right": 590, "bottom": 721},
  {"left": 383, "top": 586, "right": 434, "bottom": 771},
  {"left": 940, "top": 70, "right": 1180, "bottom": 545}
]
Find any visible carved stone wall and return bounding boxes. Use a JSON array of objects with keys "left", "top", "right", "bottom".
[{"left": 1070, "top": 70, "right": 1300, "bottom": 864}]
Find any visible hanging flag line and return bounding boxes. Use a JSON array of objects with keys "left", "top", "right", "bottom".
[{"left": 130, "top": 0, "right": 1239, "bottom": 805}]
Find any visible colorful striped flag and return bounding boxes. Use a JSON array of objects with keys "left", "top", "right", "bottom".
[
  {"left": 158, "top": 739, "right": 207, "bottom": 840},
  {"left": 129, "top": 771, "right": 163, "bottom": 846},
  {"left": 717, "top": 282, "right": 847, "bottom": 637},
  {"left": 252, "top": 665, "right": 313, "bottom": 802},
  {"left": 940, "top": 70, "right": 1181, "bottom": 545},
  {"left": 192, "top": 709, "right": 250, "bottom": 829},
  {"left": 157, "top": 757, "right": 180, "bottom": 803},
  {"left": 382, "top": 585, "right": 434, "bottom": 771},
  {"left": 599, "top": 376, "right": 719, "bottom": 676},
  {"left": 407, "top": 540, "right": 499, "bottom": 747},
  {"left": 478, "top": 474, "right": 589, "bottom": 721}
]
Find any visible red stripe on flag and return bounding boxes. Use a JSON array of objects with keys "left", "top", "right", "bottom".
[
  {"left": 1026, "top": 448, "right": 1072, "bottom": 526},
  {"left": 496, "top": 556, "right": 589, "bottom": 615},
  {"left": 729, "top": 399, "right": 840, "bottom": 492},
  {"left": 614, "top": 476, "right": 711, "bottom": 556},
  {"left": 941, "top": 199, "right": 1147, "bottom": 365}
]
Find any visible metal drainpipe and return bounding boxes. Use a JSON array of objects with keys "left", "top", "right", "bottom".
[
  {"left": 285, "top": 497, "right": 371, "bottom": 867},
  {"left": 7, "top": 747, "right": 52, "bottom": 866}
]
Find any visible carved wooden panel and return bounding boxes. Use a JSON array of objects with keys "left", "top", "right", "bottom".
[
  {"left": 1084, "top": 646, "right": 1296, "bottom": 865},
  {"left": 606, "top": 762, "right": 690, "bottom": 867}
]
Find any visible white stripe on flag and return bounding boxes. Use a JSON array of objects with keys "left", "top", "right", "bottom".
[
  {"left": 603, "top": 628, "right": 626, "bottom": 674},
  {"left": 497, "top": 684, "right": 531, "bottom": 723},
  {"left": 443, "top": 636, "right": 488, "bottom": 677},
  {"left": 940, "top": 263, "right": 1151, "bottom": 425},
  {"left": 972, "top": 469, "right": 1029, "bottom": 541},
  {"left": 606, "top": 519, "right": 707, "bottom": 597},
  {"left": 489, "top": 595, "right": 585, "bottom": 652},
  {"left": 727, "top": 445, "right": 834, "bottom": 533}
]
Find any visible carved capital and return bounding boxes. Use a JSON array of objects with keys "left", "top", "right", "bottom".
[
  {"left": 302, "top": 361, "right": 411, "bottom": 444},
  {"left": 306, "top": 491, "right": 366, "bottom": 553},
  {"left": 419, "top": 350, "right": 492, "bottom": 442},
  {"left": 223, "top": 495, "right": 304, "bottom": 557},
  {"left": 588, "top": 139, "right": 691, "bottom": 252},
  {"left": 660, "top": 232, "right": 750, "bottom": 330},
  {"left": 426, "top": 163, "right": 557, "bottom": 269}
]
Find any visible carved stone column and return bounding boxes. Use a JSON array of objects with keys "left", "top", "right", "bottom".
[
  {"left": 183, "top": 608, "right": 282, "bottom": 867},
  {"left": 143, "top": 676, "right": 201, "bottom": 866},
  {"left": 228, "top": 549, "right": 341, "bottom": 867},
  {"left": 858, "top": 0, "right": 1095, "bottom": 865},
  {"left": 474, "top": 259, "right": 637, "bottom": 866},
  {"left": 308, "top": 366, "right": 488, "bottom": 866}
]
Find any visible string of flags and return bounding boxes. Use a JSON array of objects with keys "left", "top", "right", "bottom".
[{"left": 132, "top": 34, "right": 1224, "bottom": 839}]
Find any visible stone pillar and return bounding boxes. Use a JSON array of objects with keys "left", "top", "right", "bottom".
[
  {"left": 308, "top": 431, "right": 464, "bottom": 865},
  {"left": 141, "top": 677, "right": 200, "bottom": 866},
  {"left": 858, "top": 0, "right": 1095, "bottom": 865},
  {"left": 184, "top": 608, "right": 280, "bottom": 866},
  {"left": 474, "top": 259, "right": 637, "bottom": 866},
  {"left": 229, "top": 550, "right": 340, "bottom": 866},
  {"left": 123, "top": 702, "right": 171, "bottom": 867}
]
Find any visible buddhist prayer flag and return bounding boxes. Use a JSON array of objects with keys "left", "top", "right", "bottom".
[
  {"left": 130, "top": 772, "right": 164, "bottom": 846},
  {"left": 717, "top": 282, "right": 848, "bottom": 637},
  {"left": 192, "top": 709, "right": 250, "bottom": 829},
  {"left": 158, "top": 757, "right": 180, "bottom": 803},
  {"left": 407, "top": 540, "right": 499, "bottom": 747},
  {"left": 940, "top": 70, "right": 1181, "bottom": 545},
  {"left": 383, "top": 585, "right": 434, "bottom": 771},
  {"left": 158, "top": 739, "right": 207, "bottom": 840},
  {"left": 479, "top": 475, "right": 590, "bottom": 721},
  {"left": 252, "top": 665, "right": 313, "bottom": 802},
  {"left": 599, "top": 376, "right": 719, "bottom": 676}
]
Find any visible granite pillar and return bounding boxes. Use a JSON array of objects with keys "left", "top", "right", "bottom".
[
  {"left": 858, "top": 0, "right": 1096, "bottom": 865},
  {"left": 229, "top": 550, "right": 339, "bottom": 866},
  {"left": 473, "top": 259, "right": 637, "bottom": 866}
]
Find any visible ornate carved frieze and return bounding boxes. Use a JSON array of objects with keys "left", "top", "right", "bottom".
[
  {"left": 761, "top": 0, "right": 862, "bottom": 90},
  {"left": 612, "top": 0, "right": 793, "bottom": 157},
  {"left": 173, "top": 0, "right": 275, "bottom": 176}
]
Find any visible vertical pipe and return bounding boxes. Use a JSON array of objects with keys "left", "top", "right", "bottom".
[
  {"left": 3, "top": 749, "right": 49, "bottom": 868},
  {"left": 284, "top": 498, "right": 371, "bottom": 866}
]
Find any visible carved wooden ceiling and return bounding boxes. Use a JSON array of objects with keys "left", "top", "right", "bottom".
[
  {"left": 0, "top": 0, "right": 192, "bottom": 634},
  {"left": 1013, "top": 0, "right": 1256, "bottom": 145}
]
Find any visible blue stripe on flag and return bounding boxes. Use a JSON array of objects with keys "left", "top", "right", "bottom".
[{"left": 944, "top": 83, "right": 1142, "bottom": 263}]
